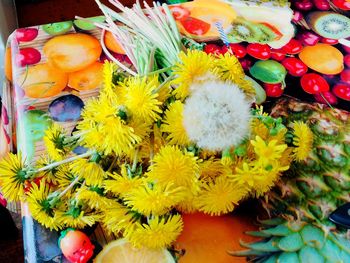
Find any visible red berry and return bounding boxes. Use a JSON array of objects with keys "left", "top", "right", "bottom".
[
  {"left": 294, "top": 0, "right": 313, "bottom": 11},
  {"left": 16, "top": 47, "right": 41, "bottom": 67},
  {"left": 343, "top": 45, "right": 350, "bottom": 54},
  {"left": 15, "top": 28, "right": 38, "bottom": 42},
  {"left": 0, "top": 194, "right": 7, "bottom": 208},
  {"left": 263, "top": 83, "right": 284, "bottom": 97},
  {"left": 312, "top": 0, "right": 330, "bottom": 10},
  {"left": 314, "top": 91, "right": 338, "bottom": 105},
  {"left": 281, "top": 39, "right": 303, "bottom": 54},
  {"left": 298, "top": 31, "right": 320, "bottom": 46},
  {"left": 340, "top": 69, "right": 350, "bottom": 84},
  {"left": 300, "top": 73, "right": 330, "bottom": 94},
  {"left": 333, "top": 83, "right": 350, "bottom": 100},
  {"left": 204, "top": 44, "right": 222, "bottom": 56},
  {"left": 344, "top": 54, "right": 350, "bottom": 67},
  {"left": 321, "top": 37, "right": 339, "bottom": 45},
  {"left": 239, "top": 58, "right": 252, "bottom": 71},
  {"left": 221, "top": 43, "right": 247, "bottom": 58},
  {"left": 270, "top": 49, "right": 286, "bottom": 61},
  {"left": 332, "top": 0, "right": 350, "bottom": 10},
  {"left": 282, "top": 57, "right": 308, "bottom": 77},
  {"left": 246, "top": 43, "right": 271, "bottom": 60},
  {"left": 292, "top": 11, "right": 304, "bottom": 23}
]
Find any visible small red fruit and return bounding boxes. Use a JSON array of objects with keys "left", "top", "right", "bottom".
[
  {"left": 292, "top": 11, "right": 303, "bottom": 23},
  {"left": 331, "top": 0, "right": 350, "bottom": 10},
  {"left": 281, "top": 39, "right": 303, "bottom": 54},
  {"left": 239, "top": 58, "right": 252, "bottom": 71},
  {"left": 299, "top": 31, "right": 320, "bottom": 46},
  {"left": 0, "top": 194, "right": 7, "bottom": 208},
  {"left": 204, "top": 44, "right": 222, "bottom": 56},
  {"left": 271, "top": 49, "right": 286, "bottom": 61},
  {"left": 294, "top": 0, "right": 313, "bottom": 11},
  {"left": 181, "top": 17, "right": 211, "bottom": 36},
  {"left": 16, "top": 47, "right": 41, "bottom": 67},
  {"left": 340, "top": 69, "right": 350, "bottom": 84},
  {"left": 221, "top": 43, "right": 247, "bottom": 58},
  {"left": 246, "top": 43, "right": 271, "bottom": 60},
  {"left": 15, "top": 28, "right": 39, "bottom": 42},
  {"left": 343, "top": 45, "right": 350, "bottom": 54},
  {"left": 333, "top": 83, "right": 350, "bottom": 101},
  {"left": 313, "top": 0, "right": 330, "bottom": 10},
  {"left": 344, "top": 54, "right": 350, "bottom": 67},
  {"left": 300, "top": 73, "right": 330, "bottom": 94},
  {"left": 314, "top": 91, "right": 338, "bottom": 105},
  {"left": 169, "top": 6, "right": 190, "bottom": 21},
  {"left": 263, "top": 83, "right": 284, "bottom": 97},
  {"left": 321, "top": 37, "right": 339, "bottom": 45},
  {"left": 282, "top": 57, "right": 308, "bottom": 77}
]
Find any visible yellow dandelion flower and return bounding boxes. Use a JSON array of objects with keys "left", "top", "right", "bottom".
[
  {"left": 101, "top": 61, "right": 118, "bottom": 102},
  {"left": 251, "top": 136, "right": 287, "bottom": 165},
  {"left": 104, "top": 165, "right": 144, "bottom": 198},
  {"left": 292, "top": 121, "right": 314, "bottom": 161},
  {"left": 125, "top": 182, "right": 186, "bottom": 216},
  {"left": 43, "top": 123, "right": 70, "bottom": 161},
  {"left": 101, "top": 201, "right": 136, "bottom": 234},
  {"left": 70, "top": 155, "right": 106, "bottom": 186},
  {"left": 269, "top": 127, "right": 288, "bottom": 145},
  {"left": 76, "top": 186, "right": 114, "bottom": 211},
  {"left": 161, "top": 101, "right": 190, "bottom": 145},
  {"left": 199, "top": 158, "right": 229, "bottom": 181},
  {"left": 176, "top": 192, "right": 198, "bottom": 214},
  {"left": 26, "top": 182, "right": 62, "bottom": 230},
  {"left": 148, "top": 146, "right": 200, "bottom": 194},
  {"left": 172, "top": 50, "right": 214, "bottom": 100},
  {"left": 199, "top": 149, "right": 218, "bottom": 159},
  {"left": 194, "top": 176, "right": 248, "bottom": 216},
  {"left": 125, "top": 215, "right": 183, "bottom": 249},
  {"left": 251, "top": 119, "right": 269, "bottom": 140},
  {"left": 35, "top": 156, "right": 59, "bottom": 184},
  {"left": 122, "top": 76, "right": 162, "bottom": 123},
  {"left": 56, "top": 164, "right": 81, "bottom": 192},
  {"left": 0, "top": 153, "right": 27, "bottom": 202},
  {"left": 157, "top": 81, "right": 171, "bottom": 103},
  {"left": 213, "top": 53, "right": 244, "bottom": 82}
]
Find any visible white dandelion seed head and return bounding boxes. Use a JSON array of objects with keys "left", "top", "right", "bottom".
[{"left": 183, "top": 80, "right": 252, "bottom": 151}]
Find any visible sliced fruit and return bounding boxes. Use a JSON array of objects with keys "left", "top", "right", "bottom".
[
  {"left": 42, "top": 21, "right": 73, "bottom": 35},
  {"left": 306, "top": 11, "right": 350, "bottom": 39},
  {"left": 15, "top": 28, "right": 38, "bottom": 42},
  {"left": 104, "top": 31, "right": 125, "bottom": 54},
  {"left": 169, "top": 5, "right": 190, "bottom": 21},
  {"left": 68, "top": 61, "right": 103, "bottom": 91},
  {"left": 43, "top": 33, "right": 102, "bottom": 72},
  {"left": 74, "top": 16, "right": 105, "bottom": 31},
  {"left": 180, "top": 17, "right": 211, "bottom": 36},
  {"left": 17, "top": 63, "right": 68, "bottom": 98},
  {"left": 299, "top": 43, "right": 344, "bottom": 75},
  {"left": 94, "top": 239, "right": 175, "bottom": 263}
]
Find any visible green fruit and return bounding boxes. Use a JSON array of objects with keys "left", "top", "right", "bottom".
[
  {"left": 244, "top": 76, "right": 266, "bottom": 104},
  {"left": 249, "top": 60, "right": 287, "bottom": 84},
  {"left": 42, "top": 21, "right": 73, "bottom": 35},
  {"left": 23, "top": 110, "right": 52, "bottom": 142},
  {"left": 73, "top": 16, "right": 105, "bottom": 31}
]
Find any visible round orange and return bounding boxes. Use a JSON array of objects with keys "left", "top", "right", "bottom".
[
  {"left": 104, "top": 31, "right": 125, "bottom": 54},
  {"left": 68, "top": 61, "right": 103, "bottom": 91},
  {"left": 17, "top": 63, "right": 68, "bottom": 98},
  {"left": 174, "top": 212, "right": 259, "bottom": 263},
  {"left": 4, "top": 47, "right": 13, "bottom": 81},
  {"left": 43, "top": 33, "right": 102, "bottom": 73}
]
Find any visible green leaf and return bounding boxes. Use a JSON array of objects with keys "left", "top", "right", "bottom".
[
  {"left": 278, "top": 252, "right": 300, "bottom": 263},
  {"left": 320, "top": 240, "right": 342, "bottom": 262},
  {"left": 258, "top": 218, "right": 285, "bottom": 226},
  {"left": 245, "top": 231, "right": 272, "bottom": 238},
  {"left": 263, "top": 254, "right": 278, "bottom": 263},
  {"left": 300, "top": 225, "right": 325, "bottom": 248},
  {"left": 262, "top": 224, "right": 293, "bottom": 237},
  {"left": 278, "top": 232, "right": 303, "bottom": 252},
  {"left": 298, "top": 246, "right": 325, "bottom": 263},
  {"left": 241, "top": 238, "right": 280, "bottom": 252}
]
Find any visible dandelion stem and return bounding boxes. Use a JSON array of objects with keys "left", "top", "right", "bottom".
[
  {"left": 131, "top": 148, "right": 140, "bottom": 173},
  {"left": 36, "top": 151, "right": 93, "bottom": 173},
  {"left": 57, "top": 175, "right": 82, "bottom": 200},
  {"left": 149, "top": 131, "right": 155, "bottom": 166}
]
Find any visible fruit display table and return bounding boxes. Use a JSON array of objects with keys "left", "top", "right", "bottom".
[{"left": 1, "top": 0, "right": 350, "bottom": 262}]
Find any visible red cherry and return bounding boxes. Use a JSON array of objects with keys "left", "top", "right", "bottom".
[
  {"left": 298, "top": 31, "right": 320, "bottom": 46},
  {"left": 340, "top": 69, "right": 350, "bottom": 84},
  {"left": 270, "top": 49, "right": 286, "bottom": 61},
  {"left": 204, "top": 44, "right": 222, "bottom": 56},
  {"left": 263, "top": 83, "right": 284, "bottom": 97},
  {"left": 16, "top": 47, "right": 41, "bottom": 67},
  {"left": 343, "top": 45, "right": 350, "bottom": 54},
  {"left": 344, "top": 54, "right": 350, "bottom": 67},
  {"left": 282, "top": 57, "right": 308, "bottom": 77},
  {"left": 333, "top": 83, "right": 350, "bottom": 100},
  {"left": 0, "top": 194, "right": 7, "bottom": 208},
  {"left": 239, "top": 58, "right": 252, "bottom": 71},
  {"left": 221, "top": 43, "right": 247, "bottom": 59},
  {"left": 246, "top": 43, "right": 271, "bottom": 60},
  {"left": 15, "top": 28, "right": 38, "bottom": 42},
  {"left": 294, "top": 0, "right": 313, "bottom": 11},
  {"left": 321, "top": 37, "right": 339, "bottom": 45},
  {"left": 281, "top": 39, "right": 303, "bottom": 55},
  {"left": 292, "top": 11, "right": 304, "bottom": 23},
  {"left": 331, "top": 0, "right": 350, "bottom": 10},
  {"left": 312, "top": 0, "right": 330, "bottom": 10},
  {"left": 314, "top": 91, "right": 338, "bottom": 105},
  {"left": 300, "top": 73, "right": 330, "bottom": 94}
]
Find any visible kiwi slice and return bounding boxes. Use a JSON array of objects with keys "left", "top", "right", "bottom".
[
  {"left": 227, "top": 18, "right": 262, "bottom": 43},
  {"left": 74, "top": 16, "right": 105, "bottom": 31},
  {"left": 255, "top": 24, "right": 277, "bottom": 43},
  {"left": 306, "top": 11, "right": 350, "bottom": 39}
]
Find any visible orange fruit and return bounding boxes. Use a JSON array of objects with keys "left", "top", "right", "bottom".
[
  {"left": 17, "top": 63, "right": 68, "bottom": 98},
  {"left": 4, "top": 47, "right": 12, "bottom": 81},
  {"left": 94, "top": 239, "right": 175, "bottom": 263},
  {"left": 104, "top": 31, "right": 125, "bottom": 54},
  {"left": 299, "top": 43, "right": 344, "bottom": 75},
  {"left": 174, "top": 212, "right": 259, "bottom": 263},
  {"left": 43, "top": 33, "right": 102, "bottom": 73},
  {"left": 68, "top": 61, "right": 103, "bottom": 91}
]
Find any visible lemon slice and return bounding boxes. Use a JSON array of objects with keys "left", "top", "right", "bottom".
[{"left": 94, "top": 239, "right": 176, "bottom": 263}]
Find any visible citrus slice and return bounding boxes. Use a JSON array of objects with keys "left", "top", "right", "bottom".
[{"left": 94, "top": 239, "right": 175, "bottom": 263}]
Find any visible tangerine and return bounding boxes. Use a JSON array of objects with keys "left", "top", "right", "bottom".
[
  {"left": 104, "top": 31, "right": 126, "bottom": 54},
  {"left": 68, "top": 61, "right": 103, "bottom": 91},
  {"left": 43, "top": 33, "right": 102, "bottom": 73}
]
